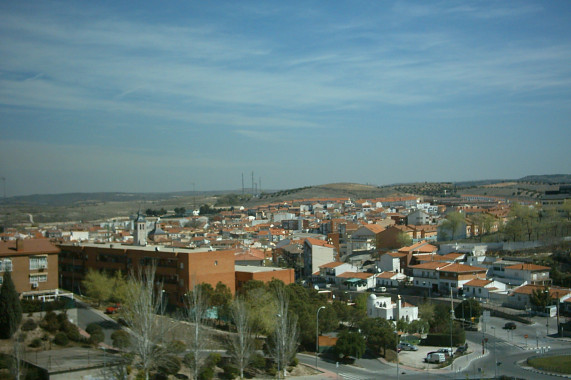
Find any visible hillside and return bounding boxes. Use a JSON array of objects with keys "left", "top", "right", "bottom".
[{"left": 1, "top": 174, "right": 569, "bottom": 225}]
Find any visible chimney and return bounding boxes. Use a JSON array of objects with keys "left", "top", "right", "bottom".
[{"left": 16, "top": 238, "right": 25, "bottom": 251}]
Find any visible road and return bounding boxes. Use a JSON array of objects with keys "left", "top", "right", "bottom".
[{"left": 299, "top": 315, "right": 571, "bottom": 379}]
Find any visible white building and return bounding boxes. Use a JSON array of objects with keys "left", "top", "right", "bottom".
[{"left": 367, "top": 294, "right": 419, "bottom": 322}]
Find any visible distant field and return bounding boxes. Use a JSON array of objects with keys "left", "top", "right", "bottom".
[{"left": 483, "top": 182, "right": 518, "bottom": 188}]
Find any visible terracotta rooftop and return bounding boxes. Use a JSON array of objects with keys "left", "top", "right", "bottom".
[
  {"left": 319, "top": 261, "right": 344, "bottom": 269},
  {"left": 337, "top": 272, "right": 375, "bottom": 279},
  {"left": 305, "top": 238, "right": 335, "bottom": 249},
  {"left": 505, "top": 263, "right": 551, "bottom": 271},
  {"left": 377, "top": 271, "right": 398, "bottom": 279},
  {"left": 463, "top": 278, "right": 493, "bottom": 287}
]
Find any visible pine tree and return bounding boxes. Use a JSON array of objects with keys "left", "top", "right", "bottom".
[{"left": 0, "top": 272, "right": 23, "bottom": 339}]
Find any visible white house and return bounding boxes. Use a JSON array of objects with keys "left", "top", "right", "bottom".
[
  {"left": 376, "top": 271, "right": 407, "bottom": 287},
  {"left": 377, "top": 252, "right": 405, "bottom": 273},
  {"left": 303, "top": 237, "right": 336, "bottom": 277},
  {"left": 337, "top": 272, "right": 377, "bottom": 291},
  {"left": 367, "top": 294, "right": 419, "bottom": 322},
  {"left": 317, "top": 262, "right": 358, "bottom": 284},
  {"left": 461, "top": 278, "right": 507, "bottom": 299}
]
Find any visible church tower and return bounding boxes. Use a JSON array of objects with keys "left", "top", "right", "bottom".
[{"left": 134, "top": 212, "right": 147, "bottom": 246}]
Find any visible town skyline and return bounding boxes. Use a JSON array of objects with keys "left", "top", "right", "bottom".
[{"left": 1, "top": 1, "right": 571, "bottom": 197}]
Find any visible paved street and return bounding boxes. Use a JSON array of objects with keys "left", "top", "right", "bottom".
[{"left": 298, "top": 314, "right": 571, "bottom": 379}]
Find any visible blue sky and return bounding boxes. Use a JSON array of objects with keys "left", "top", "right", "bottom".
[{"left": 1, "top": 1, "right": 570, "bottom": 196}]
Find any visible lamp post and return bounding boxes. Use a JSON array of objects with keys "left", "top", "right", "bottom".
[
  {"left": 276, "top": 313, "right": 282, "bottom": 380},
  {"left": 316, "top": 306, "right": 325, "bottom": 369},
  {"left": 491, "top": 326, "right": 497, "bottom": 379},
  {"left": 394, "top": 329, "right": 400, "bottom": 380}
]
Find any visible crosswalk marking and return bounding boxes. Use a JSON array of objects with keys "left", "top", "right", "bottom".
[{"left": 338, "top": 372, "right": 377, "bottom": 380}]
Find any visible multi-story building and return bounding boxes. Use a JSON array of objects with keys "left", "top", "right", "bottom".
[
  {"left": 58, "top": 243, "right": 236, "bottom": 305},
  {"left": 0, "top": 239, "right": 60, "bottom": 297}
]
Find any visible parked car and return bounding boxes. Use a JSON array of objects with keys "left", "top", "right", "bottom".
[
  {"left": 375, "top": 286, "right": 387, "bottom": 292},
  {"left": 398, "top": 342, "right": 418, "bottom": 351},
  {"left": 437, "top": 348, "right": 453, "bottom": 357},
  {"left": 455, "top": 343, "right": 468, "bottom": 356},
  {"left": 105, "top": 304, "right": 121, "bottom": 314},
  {"left": 425, "top": 352, "right": 446, "bottom": 363},
  {"left": 504, "top": 322, "right": 517, "bottom": 330}
]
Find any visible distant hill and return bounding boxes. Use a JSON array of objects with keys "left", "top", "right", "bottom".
[{"left": 0, "top": 174, "right": 568, "bottom": 224}]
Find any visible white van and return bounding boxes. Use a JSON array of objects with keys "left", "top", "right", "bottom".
[{"left": 425, "top": 352, "right": 446, "bottom": 363}]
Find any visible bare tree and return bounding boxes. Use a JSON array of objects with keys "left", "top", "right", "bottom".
[
  {"left": 269, "top": 285, "right": 299, "bottom": 379},
  {"left": 12, "top": 337, "right": 26, "bottom": 380},
  {"left": 229, "top": 297, "right": 254, "bottom": 379},
  {"left": 121, "top": 263, "right": 170, "bottom": 380},
  {"left": 184, "top": 281, "right": 210, "bottom": 380}
]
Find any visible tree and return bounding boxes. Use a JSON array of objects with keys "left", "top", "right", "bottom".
[
  {"left": 211, "top": 281, "right": 232, "bottom": 326},
  {"left": 121, "top": 264, "right": 171, "bottom": 380},
  {"left": 440, "top": 212, "right": 466, "bottom": 241},
  {"left": 109, "top": 271, "right": 130, "bottom": 304},
  {"left": 359, "top": 317, "right": 396, "bottom": 357},
  {"left": 269, "top": 284, "right": 299, "bottom": 378},
  {"left": 530, "top": 287, "right": 552, "bottom": 312},
  {"left": 335, "top": 330, "right": 366, "bottom": 359},
  {"left": 244, "top": 284, "right": 276, "bottom": 338},
  {"left": 454, "top": 298, "right": 482, "bottom": 320},
  {"left": 396, "top": 232, "right": 412, "bottom": 248},
  {"left": 0, "top": 271, "right": 22, "bottom": 339},
  {"left": 185, "top": 280, "right": 210, "bottom": 380},
  {"left": 83, "top": 269, "right": 112, "bottom": 306},
  {"left": 111, "top": 330, "right": 131, "bottom": 349},
  {"left": 228, "top": 297, "right": 254, "bottom": 379}
]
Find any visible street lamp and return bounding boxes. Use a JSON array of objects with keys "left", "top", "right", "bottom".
[
  {"left": 316, "top": 306, "right": 325, "bottom": 369},
  {"left": 491, "top": 326, "right": 497, "bottom": 379},
  {"left": 276, "top": 313, "right": 282, "bottom": 380},
  {"left": 394, "top": 329, "right": 400, "bottom": 380}
]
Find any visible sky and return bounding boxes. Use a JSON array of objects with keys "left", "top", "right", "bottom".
[{"left": 1, "top": 1, "right": 570, "bottom": 196}]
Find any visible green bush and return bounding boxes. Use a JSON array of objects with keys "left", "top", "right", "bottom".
[
  {"left": 0, "top": 353, "right": 11, "bottom": 369},
  {"left": 422, "top": 331, "right": 465, "bottom": 346},
  {"left": 21, "top": 318, "right": 38, "bottom": 331},
  {"left": 198, "top": 366, "right": 214, "bottom": 380},
  {"left": 288, "top": 357, "right": 298, "bottom": 367},
  {"left": 54, "top": 332, "right": 69, "bottom": 346},
  {"left": 158, "top": 355, "right": 182, "bottom": 376},
  {"left": 40, "top": 312, "right": 59, "bottom": 333},
  {"left": 167, "top": 339, "right": 186, "bottom": 354},
  {"left": 64, "top": 323, "right": 82, "bottom": 342},
  {"left": 111, "top": 330, "right": 131, "bottom": 349},
  {"left": 86, "top": 323, "right": 102, "bottom": 335},
  {"left": 249, "top": 353, "right": 266, "bottom": 370},
  {"left": 21, "top": 299, "right": 68, "bottom": 313},
  {"left": 29, "top": 338, "right": 42, "bottom": 348},
  {"left": 89, "top": 330, "right": 105, "bottom": 345},
  {"left": 206, "top": 353, "right": 221, "bottom": 368},
  {"left": 220, "top": 363, "right": 239, "bottom": 379}
]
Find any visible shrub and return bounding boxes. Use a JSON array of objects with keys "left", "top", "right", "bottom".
[
  {"left": 157, "top": 355, "right": 182, "bottom": 376},
  {"left": 29, "top": 338, "right": 42, "bottom": 348},
  {"left": 16, "top": 332, "right": 27, "bottom": 342},
  {"left": 111, "top": 330, "right": 131, "bottom": 349},
  {"left": 86, "top": 323, "right": 102, "bottom": 335},
  {"left": 288, "top": 357, "right": 298, "bottom": 367},
  {"left": 64, "top": 323, "right": 82, "bottom": 342},
  {"left": 249, "top": 353, "right": 266, "bottom": 370},
  {"left": 54, "top": 332, "right": 69, "bottom": 346},
  {"left": 40, "top": 312, "right": 59, "bottom": 333},
  {"left": 167, "top": 339, "right": 186, "bottom": 354},
  {"left": 21, "top": 318, "right": 38, "bottom": 331},
  {"left": 198, "top": 366, "right": 214, "bottom": 380},
  {"left": 220, "top": 364, "right": 239, "bottom": 379},
  {"left": 0, "top": 353, "right": 12, "bottom": 369},
  {"left": 89, "top": 330, "right": 105, "bottom": 345},
  {"left": 206, "top": 353, "right": 221, "bottom": 368}
]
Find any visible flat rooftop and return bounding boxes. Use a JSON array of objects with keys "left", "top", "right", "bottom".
[
  {"left": 235, "top": 264, "right": 289, "bottom": 273},
  {"left": 24, "top": 347, "right": 122, "bottom": 373}
]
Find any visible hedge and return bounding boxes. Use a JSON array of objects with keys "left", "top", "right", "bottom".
[{"left": 421, "top": 330, "right": 465, "bottom": 347}]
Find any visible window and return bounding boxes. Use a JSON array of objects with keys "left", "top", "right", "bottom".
[
  {"left": 1, "top": 259, "right": 12, "bottom": 272},
  {"left": 30, "top": 256, "right": 48, "bottom": 270},
  {"left": 30, "top": 274, "right": 47, "bottom": 283}
]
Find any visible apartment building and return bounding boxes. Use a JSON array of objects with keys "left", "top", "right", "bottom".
[
  {"left": 58, "top": 243, "right": 236, "bottom": 305},
  {"left": 0, "top": 239, "right": 60, "bottom": 296}
]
